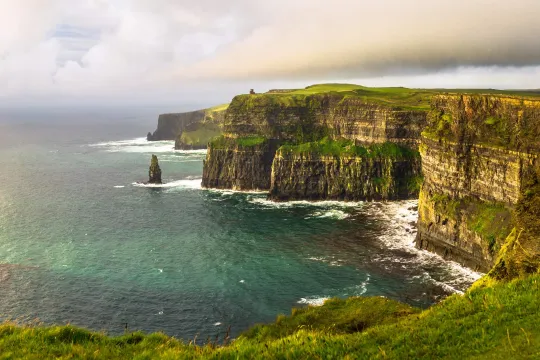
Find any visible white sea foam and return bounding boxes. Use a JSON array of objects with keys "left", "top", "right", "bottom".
[
  {"left": 297, "top": 297, "right": 330, "bottom": 306},
  {"left": 366, "top": 200, "right": 482, "bottom": 292},
  {"left": 114, "top": 185, "right": 125, "bottom": 188},
  {"left": 239, "top": 280, "right": 245, "bottom": 283},
  {"left": 248, "top": 197, "right": 363, "bottom": 209},
  {"left": 306, "top": 210, "right": 350, "bottom": 220},
  {"left": 307, "top": 256, "right": 346, "bottom": 267},
  {"left": 207, "top": 188, "right": 268, "bottom": 195},
  {"left": 214, "top": 322, "right": 222, "bottom": 326},
  {"left": 88, "top": 137, "right": 208, "bottom": 155},
  {"left": 132, "top": 179, "right": 201, "bottom": 190}
]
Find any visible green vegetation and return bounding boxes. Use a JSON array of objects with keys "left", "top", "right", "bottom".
[
  {"left": 2, "top": 273, "right": 540, "bottom": 358},
  {"left": 209, "top": 135, "right": 267, "bottom": 149},
  {"left": 179, "top": 124, "right": 222, "bottom": 147},
  {"left": 207, "top": 103, "right": 229, "bottom": 113},
  {"left": 241, "top": 297, "right": 419, "bottom": 342},
  {"left": 430, "top": 193, "right": 513, "bottom": 254},
  {"left": 279, "top": 137, "right": 420, "bottom": 159},
  {"left": 256, "top": 84, "right": 540, "bottom": 112},
  {"left": 467, "top": 201, "right": 513, "bottom": 255}
]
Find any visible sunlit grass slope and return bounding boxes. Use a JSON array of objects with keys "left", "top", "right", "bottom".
[{"left": 1, "top": 273, "right": 539, "bottom": 359}]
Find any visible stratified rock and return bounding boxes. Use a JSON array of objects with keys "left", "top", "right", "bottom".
[
  {"left": 415, "top": 94, "right": 540, "bottom": 274},
  {"left": 148, "top": 155, "right": 162, "bottom": 184}
]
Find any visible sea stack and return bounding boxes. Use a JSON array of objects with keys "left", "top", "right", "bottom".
[{"left": 148, "top": 154, "right": 162, "bottom": 184}]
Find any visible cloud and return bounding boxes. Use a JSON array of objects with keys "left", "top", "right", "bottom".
[
  {"left": 189, "top": 0, "right": 540, "bottom": 79},
  {"left": 1, "top": 0, "right": 540, "bottom": 106}
]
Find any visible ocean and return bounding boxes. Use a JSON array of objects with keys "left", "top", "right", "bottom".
[{"left": 0, "top": 110, "right": 480, "bottom": 341}]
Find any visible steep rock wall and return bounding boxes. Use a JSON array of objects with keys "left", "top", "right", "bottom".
[
  {"left": 224, "top": 94, "right": 427, "bottom": 146},
  {"left": 416, "top": 95, "right": 540, "bottom": 273},
  {"left": 202, "top": 138, "right": 281, "bottom": 191},
  {"left": 269, "top": 147, "right": 421, "bottom": 201},
  {"left": 203, "top": 93, "right": 427, "bottom": 192},
  {"left": 147, "top": 110, "right": 206, "bottom": 141}
]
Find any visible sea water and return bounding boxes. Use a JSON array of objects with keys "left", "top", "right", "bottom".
[{"left": 0, "top": 112, "right": 480, "bottom": 341}]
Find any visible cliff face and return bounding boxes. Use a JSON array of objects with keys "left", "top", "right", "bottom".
[
  {"left": 223, "top": 94, "right": 427, "bottom": 146},
  {"left": 416, "top": 95, "right": 539, "bottom": 274},
  {"left": 202, "top": 93, "right": 428, "bottom": 197},
  {"left": 202, "top": 137, "right": 281, "bottom": 191},
  {"left": 147, "top": 111, "right": 206, "bottom": 141},
  {"left": 269, "top": 145, "right": 422, "bottom": 201}
]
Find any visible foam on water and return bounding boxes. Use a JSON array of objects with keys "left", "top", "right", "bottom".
[
  {"left": 114, "top": 186, "right": 125, "bottom": 189},
  {"left": 306, "top": 209, "right": 350, "bottom": 220},
  {"left": 248, "top": 197, "right": 363, "bottom": 209},
  {"left": 89, "top": 137, "right": 208, "bottom": 155},
  {"left": 297, "top": 297, "right": 330, "bottom": 306},
  {"left": 132, "top": 179, "right": 202, "bottom": 190},
  {"left": 365, "top": 200, "right": 482, "bottom": 290}
]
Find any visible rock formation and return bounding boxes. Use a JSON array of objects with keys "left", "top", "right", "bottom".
[
  {"left": 415, "top": 94, "right": 539, "bottom": 274},
  {"left": 148, "top": 155, "right": 162, "bottom": 184},
  {"left": 146, "top": 107, "right": 227, "bottom": 150},
  {"left": 202, "top": 89, "right": 428, "bottom": 200},
  {"left": 202, "top": 84, "right": 540, "bottom": 274}
]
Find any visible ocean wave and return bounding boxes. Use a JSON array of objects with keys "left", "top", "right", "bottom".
[
  {"left": 307, "top": 256, "right": 346, "bottom": 267},
  {"left": 88, "top": 137, "right": 208, "bottom": 154},
  {"left": 305, "top": 210, "right": 350, "bottom": 220},
  {"left": 132, "top": 179, "right": 201, "bottom": 190},
  {"left": 114, "top": 185, "right": 125, "bottom": 189},
  {"left": 365, "top": 200, "right": 482, "bottom": 292},
  {"left": 248, "top": 197, "right": 363, "bottom": 209},
  {"left": 297, "top": 297, "right": 330, "bottom": 306},
  {"left": 207, "top": 188, "right": 268, "bottom": 195}
]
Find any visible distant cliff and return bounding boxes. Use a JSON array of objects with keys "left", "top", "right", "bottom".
[
  {"left": 147, "top": 111, "right": 206, "bottom": 141},
  {"left": 147, "top": 105, "right": 228, "bottom": 149}
]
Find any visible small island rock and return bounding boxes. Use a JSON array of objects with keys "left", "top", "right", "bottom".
[{"left": 148, "top": 154, "right": 162, "bottom": 184}]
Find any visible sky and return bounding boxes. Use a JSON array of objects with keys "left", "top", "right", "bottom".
[{"left": 1, "top": 0, "right": 540, "bottom": 108}]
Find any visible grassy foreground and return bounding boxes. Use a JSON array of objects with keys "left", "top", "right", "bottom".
[{"left": 1, "top": 273, "right": 539, "bottom": 359}]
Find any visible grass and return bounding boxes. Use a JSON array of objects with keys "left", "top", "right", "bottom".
[
  {"left": 2, "top": 273, "right": 540, "bottom": 358},
  {"left": 209, "top": 135, "right": 267, "bottom": 149},
  {"left": 279, "top": 137, "right": 420, "bottom": 159},
  {"left": 179, "top": 124, "right": 222, "bottom": 147},
  {"left": 249, "top": 84, "right": 540, "bottom": 112},
  {"left": 207, "top": 103, "right": 229, "bottom": 113}
]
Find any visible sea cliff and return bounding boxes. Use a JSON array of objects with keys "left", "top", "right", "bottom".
[
  {"left": 416, "top": 95, "right": 539, "bottom": 273},
  {"left": 147, "top": 104, "right": 228, "bottom": 150},
  {"left": 202, "top": 85, "right": 429, "bottom": 201}
]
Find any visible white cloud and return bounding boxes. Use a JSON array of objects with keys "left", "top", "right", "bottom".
[{"left": 1, "top": 0, "right": 540, "bottom": 106}]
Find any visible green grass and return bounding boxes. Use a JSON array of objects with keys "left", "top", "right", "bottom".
[
  {"left": 207, "top": 103, "right": 229, "bottom": 113},
  {"left": 209, "top": 135, "right": 267, "bottom": 149},
  {"left": 279, "top": 138, "right": 420, "bottom": 159},
  {"left": 179, "top": 124, "right": 222, "bottom": 147},
  {"left": 2, "top": 274, "right": 540, "bottom": 358},
  {"left": 250, "top": 84, "right": 540, "bottom": 112}
]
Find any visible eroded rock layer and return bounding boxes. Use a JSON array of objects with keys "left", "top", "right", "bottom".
[
  {"left": 416, "top": 95, "right": 539, "bottom": 273},
  {"left": 269, "top": 148, "right": 421, "bottom": 201}
]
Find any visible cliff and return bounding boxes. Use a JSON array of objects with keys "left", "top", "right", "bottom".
[
  {"left": 416, "top": 95, "right": 540, "bottom": 274},
  {"left": 147, "top": 104, "right": 228, "bottom": 149},
  {"left": 147, "top": 110, "right": 206, "bottom": 141},
  {"left": 202, "top": 85, "right": 430, "bottom": 199},
  {"left": 202, "top": 136, "right": 281, "bottom": 190},
  {"left": 269, "top": 140, "right": 422, "bottom": 201}
]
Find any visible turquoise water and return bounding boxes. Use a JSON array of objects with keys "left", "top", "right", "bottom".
[{"left": 0, "top": 115, "right": 480, "bottom": 341}]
